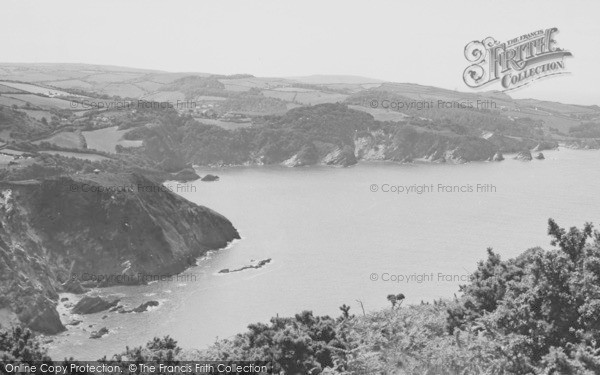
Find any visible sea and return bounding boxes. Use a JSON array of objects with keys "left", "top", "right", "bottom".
[{"left": 48, "top": 148, "right": 600, "bottom": 360}]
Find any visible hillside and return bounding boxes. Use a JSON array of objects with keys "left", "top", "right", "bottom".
[
  {"left": 1, "top": 62, "right": 598, "bottom": 176},
  {"left": 0, "top": 173, "right": 239, "bottom": 334}
]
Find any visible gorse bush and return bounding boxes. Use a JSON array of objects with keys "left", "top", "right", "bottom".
[
  {"left": 203, "top": 311, "right": 348, "bottom": 374},
  {"left": 0, "top": 326, "right": 50, "bottom": 362},
  {"left": 448, "top": 219, "right": 600, "bottom": 373},
  {"left": 202, "top": 219, "right": 600, "bottom": 373}
]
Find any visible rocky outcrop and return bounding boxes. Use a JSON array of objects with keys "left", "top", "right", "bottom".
[
  {"left": 89, "top": 327, "right": 109, "bottom": 339},
  {"left": 282, "top": 144, "right": 319, "bottom": 167},
  {"left": 514, "top": 151, "right": 533, "bottom": 161},
  {"left": 16, "top": 296, "right": 65, "bottom": 334},
  {"left": 281, "top": 143, "right": 357, "bottom": 168},
  {"left": 114, "top": 300, "right": 159, "bottom": 314},
  {"left": 355, "top": 128, "right": 496, "bottom": 164},
  {"left": 219, "top": 258, "right": 272, "bottom": 274},
  {"left": 322, "top": 145, "right": 357, "bottom": 167},
  {"left": 0, "top": 173, "right": 240, "bottom": 333},
  {"left": 201, "top": 174, "right": 220, "bottom": 181},
  {"left": 61, "top": 278, "right": 86, "bottom": 294},
  {"left": 72, "top": 296, "right": 120, "bottom": 315},
  {"left": 170, "top": 168, "right": 200, "bottom": 182}
]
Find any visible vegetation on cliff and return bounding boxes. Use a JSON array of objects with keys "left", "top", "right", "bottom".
[
  {"left": 121, "top": 102, "right": 541, "bottom": 167},
  {"left": 0, "top": 173, "right": 240, "bottom": 334},
  {"left": 3, "top": 219, "right": 599, "bottom": 374}
]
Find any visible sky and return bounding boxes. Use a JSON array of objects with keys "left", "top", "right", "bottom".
[{"left": 2, "top": 0, "right": 599, "bottom": 105}]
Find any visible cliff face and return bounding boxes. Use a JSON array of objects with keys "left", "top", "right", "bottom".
[
  {"left": 0, "top": 173, "right": 239, "bottom": 334},
  {"left": 355, "top": 129, "right": 496, "bottom": 164},
  {"left": 124, "top": 103, "right": 559, "bottom": 168}
]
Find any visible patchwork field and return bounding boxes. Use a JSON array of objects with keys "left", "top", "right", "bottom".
[
  {"left": 133, "top": 81, "right": 163, "bottom": 92},
  {"left": 82, "top": 126, "right": 142, "bottom": 153},
  {"left": 0, "top": 81, "right": 73, "bottom": 96},
  {"left": 262, "top": 90, "right": 297, "bottom": 102},
  {"left": 48, "top": 79, "right": 94, "bottom": 90},
  {"left": 141, "top": 91, "right": 186, "bottom": 102},
  {"left": 21, "top": 109, "right": 55, "bottom": 121},
  {"left": 85, "top": 72, "right": 146, "bottom": 83},
  {"left": 0, "top": 96, "right": 27, "bottom": 108},
  {"left": 33, "top": 131, "right": 85, "bottom": 149},
  {"left": 101, "top": 83, "right": 145, "bottom": 98},
  {"left": 0, "top": 84, "right": 25, "bottom": 93},
  {"left": 4, "top": 94, "right": 78, "bottom": 110},
  {"left": 293, "top": 91, "right": 348, "bottom": 105}
]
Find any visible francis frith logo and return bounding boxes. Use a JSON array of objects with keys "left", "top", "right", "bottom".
[{"left": 463, "top": 27, "right": 572, "bottom": 91}]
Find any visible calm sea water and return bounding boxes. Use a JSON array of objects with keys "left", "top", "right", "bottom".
[{"left": 49, "top": 148, "right": 600, "bottom": 360}]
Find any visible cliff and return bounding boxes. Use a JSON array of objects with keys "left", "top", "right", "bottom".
[
  {"left": 0, "top": 173, "right": 239, "bottom": 334},
  {"left": 127, "top": 103, "right": 558, "bottom": 168}
]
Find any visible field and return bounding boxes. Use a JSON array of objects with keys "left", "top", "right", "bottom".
[
  {"left": 101, "top": 83, "right": 145, "bottom": 98},
  {"left": 33, "top": 132, "right": 85, "bottom": 149},
  {"left": 0, "top": 81, "right": 73, "bottom": 96},
  {"left": 261, "top": 88, "right": 349, "bottom": 105},
  {"left": 133, "top": 81, "right": 163, "bottom": 92},
  {"left": 4, "top": 94, "right": 78, "bottom": 110},
  {"left": 0, "top": 154, "right": 14, "bottom": 165},
  {"left": 20, "top": 109, "right": 54, "bottom": 121},
  {"left": 85, "top": 72, "right": 146, "bottom": 83},
  {"left": 262, "top": 90, "right": 297, "bottom": 102},
  {"left": 141, "top": 91, "right": 185, "bottom": 102},
  {"left": 293, "top": 91, "right": 348, "bottom": 105},
  {"left": 49, "top": 79, "right": 93, "bottom": 90},
  {"left": 0, "top": 149, "right": 25, "bottom": 156},
  {"left": 0, "top": 84, "right": 25, "bottom": 93},
  {"left": 82, "top": 126, "right": 142, "bottom": 153},
  {"left": 0, "top": 96, "right": 27, "bottom": 108}
]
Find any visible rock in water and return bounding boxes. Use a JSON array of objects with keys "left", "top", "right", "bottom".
[
  {"left": 71, "top": 296, "right": 120, "bottom": 315},
  {"left": 493, "top": 152, "right": 504, "bottom": 161},
  {"left": 514, "top": 151, "right": 533, "bottom": 161},
  {"left": 132, "top": 300, "right": 159, "bottom": 313},
  {"left": 116, "top": 300, "right": 160, "bottom": 314},
  {"left": 219, "top": 258, "right": 272, "bottom": 274},
  {"left": 89, "top": 327, "right": 109, "bottom": 339},
  {"left": 535, "top": 152, "right": 545, "bottom": 160},
  {"left": 201, "top": 174, "right": 220, "bottom": 181},
  {"left": 171, "top": 168, "right": 200, "bottom": 181}
]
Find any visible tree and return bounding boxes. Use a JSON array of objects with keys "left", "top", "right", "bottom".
[
  {"left": 387, "top": 294, "right": 405, "bottom": 310},
  {"left": 339, "top": 304, "right": 351, "bottom": 319}
]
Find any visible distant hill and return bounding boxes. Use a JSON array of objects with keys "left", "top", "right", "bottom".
[
  {"left": 287, "top": 74, "right": 384, "bottom": 84},
  {"left": 0, "top": 62, "right": 598, "bottom": 174}
]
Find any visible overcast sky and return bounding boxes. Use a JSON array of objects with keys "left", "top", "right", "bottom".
[{"left": 2, "top": 0, "right": 599, "bottom": 105}]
